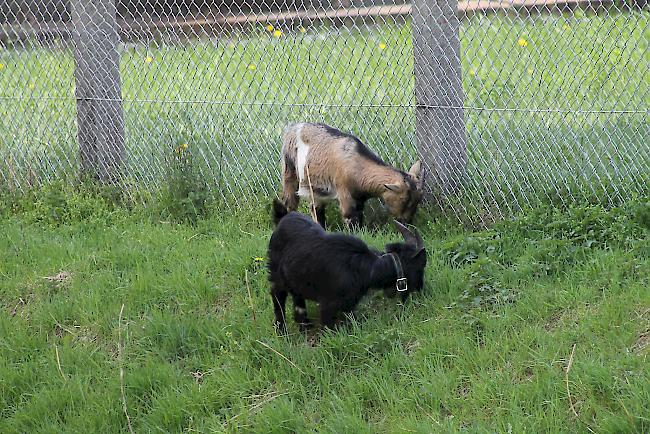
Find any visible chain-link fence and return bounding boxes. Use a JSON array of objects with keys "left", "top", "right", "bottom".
[{"left": 1, "top": 0, "right": 648, "bottom": 222}]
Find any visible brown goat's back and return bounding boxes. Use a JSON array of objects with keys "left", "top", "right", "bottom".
[{"left": 280, "top": 122, "right": 424, "bottom": 227}]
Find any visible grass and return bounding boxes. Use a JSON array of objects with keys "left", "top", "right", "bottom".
[
  {"left": 1, "top": 191, "right": 649, "bottom": 432},
  {"left": 0, "top": 11, "right": 648, "bottom": 217}
]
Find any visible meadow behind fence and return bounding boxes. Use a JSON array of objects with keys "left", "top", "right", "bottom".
[{"left": 0, "top": 0, "right": 648, "bottom": 222}]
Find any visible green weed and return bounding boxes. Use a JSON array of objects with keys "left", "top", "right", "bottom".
[{"left": 159, "top": 142, "right": 210, "bottom": 223}]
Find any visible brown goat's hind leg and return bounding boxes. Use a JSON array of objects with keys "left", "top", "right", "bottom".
[
  {"left": 292, "top": 294, "right": 313, "bottom": 331},
  {"left": 271, "top": 286, "right": 288, "bottom": 335},
  {"left": 340, "top": 197, "right": 362, "bottom": 229},
  {"left": 282, "top": 165, "right": 300, "bottom": 211}
]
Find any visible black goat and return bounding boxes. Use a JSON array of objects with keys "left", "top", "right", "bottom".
[{"left": 267, "top": 199, "right": 427, "bottom": 333}]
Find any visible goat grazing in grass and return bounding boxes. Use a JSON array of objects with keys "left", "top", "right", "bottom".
[
  {"left": 281, "top": 122, "right": 425, "bottom": 228},
  {"left": 268, "top": 199, "right": 427, "bottom": 334}
]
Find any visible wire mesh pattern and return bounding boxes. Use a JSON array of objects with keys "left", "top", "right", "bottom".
[{"left": 1, "top": 0, "right": 648, "bottom": 222}]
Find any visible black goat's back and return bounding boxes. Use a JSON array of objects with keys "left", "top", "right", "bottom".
[{"left": 268, "top": 212, "right": 374, "bottom": 303}]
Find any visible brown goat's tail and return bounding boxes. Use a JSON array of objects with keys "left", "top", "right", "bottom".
[{"left": 272, "top": 198, "right": 289, "bottom": 226}]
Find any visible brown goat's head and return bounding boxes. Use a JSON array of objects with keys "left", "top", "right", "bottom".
[{"left": 382, "top": 161, "right": 424, "bottom": 224}]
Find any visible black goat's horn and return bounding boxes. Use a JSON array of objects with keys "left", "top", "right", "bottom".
[{"left": 393, "top": 220, "right": 424, "bottom": 251}]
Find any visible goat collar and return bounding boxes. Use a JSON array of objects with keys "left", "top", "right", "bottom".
[{"left": 384, "top": 253, "right": 408, "bottom": 293}]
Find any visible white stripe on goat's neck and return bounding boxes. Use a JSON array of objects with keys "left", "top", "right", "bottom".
[{"left": 296, "top": 124, "right": 309, "bottom": 183}]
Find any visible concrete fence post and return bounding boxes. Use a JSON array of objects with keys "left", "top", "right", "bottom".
[
  {"left": 71, "top": 0, "right": 125, "bottom": 183},
  {"left": 411, "top": 0, "right": 467, "bottom": 197}
]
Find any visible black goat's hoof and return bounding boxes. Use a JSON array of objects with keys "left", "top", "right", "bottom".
[{"left": 273, "top": 322, "right": 288, "bottom": 336}]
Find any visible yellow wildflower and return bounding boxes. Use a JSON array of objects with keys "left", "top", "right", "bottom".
[
  {"left": 469, "top": 69, "right": 476, "bottom": 76},
  {"left": 248, "top": 64, "right": 257, "bottom": 71},
  {"left": 378, "top": 42, "right": 387, "bottom": 50},
  {"left": 0, "top": 63, "right": 4, "bottom": 71},
  {"left": 254, "top": 257, "right": 265, "bottom": 262},
  {"left": 563, "top": 24, "right": 571, "bottom": 31},
  {"left": 299, "top": 26, "right": 307, "bottom": 33},
  {"left": 145, "top": 56, "right": 153, "bottom": 63},
  {"left": 28, "top": 82, "right": 35, "bottom": 90},
  {"left": 517, "top": 38, "right": 528, "bottom": 48},
  {"left": 273, "top": 29, "right": 282, "bottom": 38},
  {"left": 266, "top": 24, "right": 274, "bottom": 32}
]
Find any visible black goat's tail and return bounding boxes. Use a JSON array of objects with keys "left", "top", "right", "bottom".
[{"left": 272, "top": 198, "right": 289, "bottom": 226}]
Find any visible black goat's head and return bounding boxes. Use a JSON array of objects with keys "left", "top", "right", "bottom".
[{"left": 383, "top": 220, "right": 427, "bottom": 300}]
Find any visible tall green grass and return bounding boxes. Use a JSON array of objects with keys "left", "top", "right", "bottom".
[{"left": 1, "top": 193, "right": 648, "bottom": 432}]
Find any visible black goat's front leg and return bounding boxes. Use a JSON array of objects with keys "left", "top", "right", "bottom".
[
  {"left": 292, "top": 294, "right": 313, "bottom": 331},
  {"left": 340, "top": 293, "right": 364, "bottom": 325},
  {"left": 320, "top": 295, "right": 362, "bottom": 330},
  {"left": 319, "top": 301, "right": 340, "bottom": 330},
  {"left": 271, "top": 286, "right": 288, "bottom": 335}
]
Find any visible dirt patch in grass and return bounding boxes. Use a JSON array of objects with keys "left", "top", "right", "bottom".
[
  {"left": 544, "top": 311, "right": 563, "bottom": 332},
  {"left": 631, "top": 330, "right": 649, "bottom": 355}
]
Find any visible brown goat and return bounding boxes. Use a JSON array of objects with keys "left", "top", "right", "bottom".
[{"left": 281, "top": 122, "right": 424, "bottom": 228}]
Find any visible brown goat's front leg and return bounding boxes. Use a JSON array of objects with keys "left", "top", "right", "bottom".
[
  {"left": 315, "top": 204, "right": 327, "bottom": 229},
  {"left": 354, "top": 199, "right": 366, "bottom": 227},
  {"left": 339, "top": 195, "right": 363, "bottom": 229},
  {"left": 271, "top": 286, "right": 288, "bottom": 335}
]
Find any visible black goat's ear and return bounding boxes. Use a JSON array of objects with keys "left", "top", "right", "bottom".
[
  {"left": 271, "top": 198, "right": 289, "bottom": 226},
  {"left": 412, "top": 247, "right": 426, "bottom": 260},
  {"left": 384, "top": 183, "right": 401, "bottom": 192}
]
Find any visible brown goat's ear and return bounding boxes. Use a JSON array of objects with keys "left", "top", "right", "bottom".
[
  {"left": 409, "top": 160, "right": 425, "bottom": 190},
  {"left": 418, "top": 165, "right": 426, "bottom": 190},
  {"left": 409, "top": 160, "right": 422, "bottom": 179},
  {"left": 384, "top": 183, "right": 401, "bottom": 192}
]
